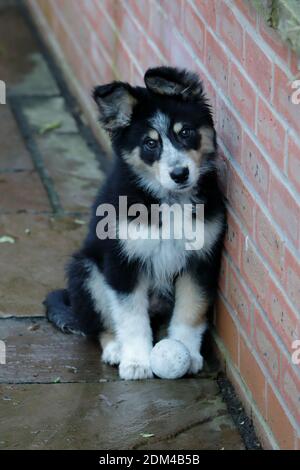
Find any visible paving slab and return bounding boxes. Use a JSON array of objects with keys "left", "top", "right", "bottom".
[
  {"left": 0, "top": 171, "right": 50, "bottom": 212},
  {"left": 0, "top": 380, "right": 245, "bottom": 450},
  {"left": 0, "top": 106, "right": 33, "bottom": 170},
  {"left": 0, "top": 213, "right": 88, "bottom": 317},
  {"left": 35, "top": 133, "right": 104, "bottom": 212},
  {"left": 0, "top": 318, "right": 117, "bottom": 383},
  {"left": 0, "top": 8, "right": 59, "bottom": 95},
  {"left": 22, "top": 97, "right": 78, "bottom": 134}
]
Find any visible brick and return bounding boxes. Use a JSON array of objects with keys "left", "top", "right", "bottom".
[
  {"left": 239, "top": 336, "right": 266, "bottom": 416},
  {"left": 245, "top": 32, "right": 272, "bottom": 99},
  {"left": 127, "top": 0, "right": 152, "bottom": 31},
  {"left": 274, "top": 65, "right": 300, "bottom": 135},
  {"left": 287, "top": 135, "right": 300, "bottom": 195},
  {"left": 215, "top": 297, "right": 239, "bottom": 366},
  {"left": 268, "top": 172, "right": 299, "bottom": 247},
  {"left": 168, "top": 28, "right": 195, "bottom": 70},
  {"left": 148, "top": 3, "right": 172, "bottom": 59},
  {"left": 229, "top": 62, "right": 256, "bottom": 130},
  {"left": 217, "top": 1, "right": 244, "bottom": 61},
  {"left": 254, "top": 308, "right": 280, "bottom": 385},
  {"left": 227, "top": 166, "right": 255, "bottom": 236},
  {"left": 218, "top": 254, "right": 228, "bottom": 296},
  {"left": 137, "top": 37, "right": 163, "bottom": 75},
  {"left": 255, "top": 206, "right": 285, "bottom": 280},
  {"left": 234, "top": 0, "right": 256, "bottom": 26},
  {"left": 117, "top": 4, "right": 141, "bottom": 59},
  {"left": 242, "top": 132, "right": 269, "bottom": 201},
  {"left": 206, "top": 30, "right": 229, "bottom": 93},
  {"left": 224, "top": 209, "right": 241, "bottom": 267},
  {"left": 266, "top": 385, "right": 296, "bottom": 449},
  {"left": 183, "top": 3, "right": 205, "bottom": 61},
  {"left": 280, "top": 355, "right": 300, "bottom": 425},
  {"left": 241, "top": 239, "right": 269, "bottom": 310},
  {"left": 285, "top": 248, "right": 300, "bottom": 312},
  {"left": 215, "top": 150, "right": 229, "bottom": 196},
  {"left": 258, "top": 17, "right": 289, "bottom": 63},
  {"left": 115, "top": 39, "right": 133, "bottom": 83},
  {"left": 227, "top": 262, "right": 251, "bottom": 335},
  {"left": 217, "top": 98, "right": 243, "bottom": 162},
  {"left": 159, "top": 0, "right": 184, "bottom": 30},
  {"left": 90, "top": 6, "right": 117, "bottom": 58},
  {"left": 257, "top": 98, "right": 286, "bottom": 171},
  {"left": 268, "top": 279, "right": 299, "bottom": 352},
  {"left": 193, "top": 0, "right": 216, "bottom": 30}
]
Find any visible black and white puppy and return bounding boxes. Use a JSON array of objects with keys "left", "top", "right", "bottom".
[{"left": 45, "top": 66, "right": 226, "bottom": 380}]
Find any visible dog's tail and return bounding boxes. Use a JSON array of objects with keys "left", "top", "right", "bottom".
[{"left": 44, "top": 289, "right": 100, "bottom": 336}]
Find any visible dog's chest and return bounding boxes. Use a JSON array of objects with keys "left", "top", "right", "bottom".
[{"left": 121, "top": 231, "right": 189, "bottom": 285}]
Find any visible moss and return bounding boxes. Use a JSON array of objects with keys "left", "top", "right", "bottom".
[{"left": 251, "top": 0, "right": 300, "bottom": 56}]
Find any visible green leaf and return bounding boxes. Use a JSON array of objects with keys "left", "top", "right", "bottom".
[{"left": 39, "top": 120, "right": 62, "bottom": 135}]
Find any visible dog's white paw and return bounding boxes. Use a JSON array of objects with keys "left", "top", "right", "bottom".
[
  {"left": 189, "top": 352, "right": 204, "bottom": 375},
  {"left": 119, "top": 359, "right": 153, "bottom": 380},
  {"left": 102, "top": 341, "right": 121, "bottom": 366}
]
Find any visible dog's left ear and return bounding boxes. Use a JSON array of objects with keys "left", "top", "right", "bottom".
[
  {"left": 93, "top": 81, "right": 137, "bottom": 132},
  {"left": 144, "top": 67, "right": 204, "bottom": 101}
]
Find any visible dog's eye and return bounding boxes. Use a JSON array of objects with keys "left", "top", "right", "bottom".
[
  {"left": 179, "top": 128, "right": 194, "bottom": 139},
  {"left": 144, "top": 138, "right": 158, "bottom": 150}
]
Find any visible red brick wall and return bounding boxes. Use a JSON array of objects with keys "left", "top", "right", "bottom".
[{"left": 27, "top": 0, "right": 300, "bottom": 449}]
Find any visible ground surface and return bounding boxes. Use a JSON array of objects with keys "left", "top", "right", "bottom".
[{"left": 0, "top": 5, "right": 248, "bottom": 450}]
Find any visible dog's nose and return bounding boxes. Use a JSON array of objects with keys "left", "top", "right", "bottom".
[{"left": 170, "top": 166, "right": 189, "bottom": 184}]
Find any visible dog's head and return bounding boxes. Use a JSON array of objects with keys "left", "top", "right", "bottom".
[{"left": 93, "top": 67, "right": 216, "bottom": 195}]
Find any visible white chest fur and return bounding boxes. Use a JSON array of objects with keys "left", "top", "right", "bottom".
[{"left": 119, "top": 215, "right": 223, "bottom": 290}]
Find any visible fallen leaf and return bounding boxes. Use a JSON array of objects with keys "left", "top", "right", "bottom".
[
  {"left": 53, "top": 377, "right": 61, "bottom": 384},
  {"left": 28, "top": 324, "right": 40, "bottom": 331},
  {"left": 39, "top": 120, "right": 62, "bottom": 135},
  {"left": 74, "top": 219, "right": 86, "bottom": 225},
  {"left": 140, "top": 433, "right": 155, "bottom": 438},
  {"left": 0, "top": 235, "right": 15, "bottom": 244},
  {"left": 98, "top": 394, "right": 113, "bottom": 407}
]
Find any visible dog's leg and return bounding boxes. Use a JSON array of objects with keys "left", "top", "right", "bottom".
[
  {"left": 112, "top": 279, "right": 153, "bottom": 380},
  {"left": 168, "top": 272, "right": 208, "bottom": 374},
  {"left": 100, "top": 331, "right": 121, "bottom": 366}
]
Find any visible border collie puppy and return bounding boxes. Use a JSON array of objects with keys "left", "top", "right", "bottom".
[{"left": 45, "top": 67, "right": 226, "bottom": 380}]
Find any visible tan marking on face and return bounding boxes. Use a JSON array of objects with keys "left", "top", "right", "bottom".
[
  {"left": 122, "top": 147, "right": 160, "bottom": 178},
  {"left": 187, "top": 149, "right": 202, "bottom": 164},
  {"left": 173, "top": 122, "right": 183, "bottom": 133},
  {"left": 173, "top": 273, "right": 208, "bottom": 326},
  {"left": 199, "top": 126, "right": 215, "bottom": 154},
  {"left": 148, "top": 129, "right": 159, "bottom": 140}
]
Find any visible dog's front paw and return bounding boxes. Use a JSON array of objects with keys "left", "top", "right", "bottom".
[
  {"left": 102, "top": 341, "right": 121, "bottom": 366},
  {"left": 189, "top": 352, "right": 204, "bottom": 375},
  {"left": 119, "top": 359, "right": 153, "bottom": 380}
]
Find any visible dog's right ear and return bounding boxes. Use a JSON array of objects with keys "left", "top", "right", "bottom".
[{"left": 93, "top": 82, "right": 137, "bottom": 132}]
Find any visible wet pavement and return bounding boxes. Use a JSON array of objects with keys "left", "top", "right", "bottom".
[{"left": 0, "top": 5, "right": 246, "bottom": 450}]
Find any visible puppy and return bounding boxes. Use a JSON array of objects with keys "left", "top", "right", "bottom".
[{"left": 45, "top": 66, "right": 226, "bottom": 380}]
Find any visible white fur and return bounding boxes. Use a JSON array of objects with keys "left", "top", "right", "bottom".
[{"left": 86, "top": 263, "right": 153, "bottom": 379}]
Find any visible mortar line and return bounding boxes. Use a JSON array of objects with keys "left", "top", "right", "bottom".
[{"left": 8, "top": 96, "right": 63, "bottom": 215}]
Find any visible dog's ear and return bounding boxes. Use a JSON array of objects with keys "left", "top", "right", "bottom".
[
  {"left": 93, "top": 82, "right": 137, "bottom": 132},
  {"left": 144, "top": 67, "right": 204, "bottom": 101}
]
